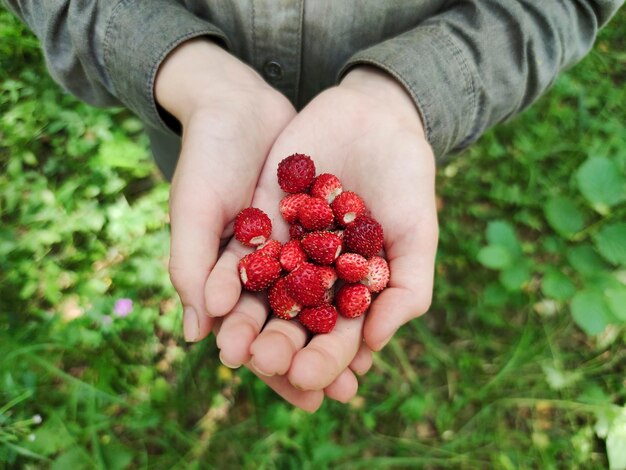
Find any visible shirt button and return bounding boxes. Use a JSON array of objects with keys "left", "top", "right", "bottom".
[{"left": 263, "top": 60, "right": 284, "bottom": 81}]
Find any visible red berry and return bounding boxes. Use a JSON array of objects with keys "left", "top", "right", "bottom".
[
  {"left": 256, "top": 239, "right": 282, "bottom": 260},
  {"left": 310, "top": 174, "right": 343, "bottom": 203},
  {"left": 343, "top": 215, "right": 384, "bottom": 258},
  {"left": 289, "top": 223, "right": 306, "bottom": 240},
  {"left": 362, "top": 256, "right": 390, "bottom": 293},
  {"left": 331, "top": 191, "right": 366, "bottom": 227},
  {"left": 336, "top": 283, "right": 371, "bottom": 318},
  {"left": 279, "top": 240, "right": 308, "bottom": 272},
  {"left": 234, "top": 207, "right": 272, "bottom": 247},
  {"left": 317, "top": 266, "right": 338, "bottom": 289},
  {"left": 299, "top": 305, "right": 338, "bottom": 334},
  {"left": 279, "top": 193, "right": 310, "bottom": 224},
  {"left": 301, "top": 231, "right": 342, "bottom": 265},
  {"left": 285, "top": 263, "right": 326, "bottom": 307},
  {"left": 335, "top": 253, "right": 369, "bottom": 282},
  {"left": 298, "top": 198, "right": 334, "bottom": 231},
  {"left": 268, "top": 277, "right": 302, "bottom": 319},
  {"left": 238, "top": 252, "right": 282, "bottom": 291},
  {"left": 277, "top": 153, "right": 316, "bottom": 193}
]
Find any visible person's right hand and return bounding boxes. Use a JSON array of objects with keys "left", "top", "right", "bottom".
[{"left": 156, "top": 39, "right": 354, "bottom": 411}]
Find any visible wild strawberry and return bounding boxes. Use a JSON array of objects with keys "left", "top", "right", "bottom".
[
  {"left": 336, "top": 283, "right": 371, "bottom": 318},
  {"left": 362, "top": 256, "right": 390, "bottom": 293},
  {"left": 299, "top": 305, "right": 338, "bottom": 334},
  {"left": 256, "top": 239, "right": 282, "bottom": 260},
  {"left": 268, "top": 277, "right": 302, "bottom": 319},
  {"left": 298, "top": 198, "right": 334, "bottom": 231},
  {"left": 234, "top": 207, "right": 272, "bottom": 247},
  {"left": 310, "top": 174, "right": 343, "bottom": 203},
  {"left": 335, "top": 253, "right": 368, "bottom": 282},
  {"left": 331, "top": 191, "right": 366, "bottom": 227},
  {"left": 279, "top": 193, "right": 310, "bottom": 224},
  {"left": 343, "top": 215, "right": 384, "bottom": 258},
  {"left": 277, "top": 153, "right": 316, "bottom": 193},
  {"left": 317, "top": 266, "right": 338, "bottom": 289},
  {"left": 238, "top": 252, "right": 282, "bottom": 291},
  {"left": 301, "top": 231, "right": 342, "bottom": 265},
  {"left": 289, "top": 223, "right": 306, "bottom": 240},
  {"left": 285, "top": 263, "right": 326, "bottom": 306},
  {"left": 279, "top": 240, "right": 308, "bottom": 272}
]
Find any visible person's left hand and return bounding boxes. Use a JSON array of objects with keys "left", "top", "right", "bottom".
[{"left": 205, "top": 67, "right": 438, "bottom": 394}]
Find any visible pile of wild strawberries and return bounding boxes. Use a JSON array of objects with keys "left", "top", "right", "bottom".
[{"left": 233, "top": 153, "right": 389, "bottom": 334}]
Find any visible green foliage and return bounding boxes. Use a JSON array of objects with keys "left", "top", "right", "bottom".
[{"left": 1, "top": 5, "right": 625, "bottom": 470}]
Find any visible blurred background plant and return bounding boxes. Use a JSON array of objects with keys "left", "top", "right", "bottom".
[{"left": 1, "top": 6, "right": 625, "bottom": 469}]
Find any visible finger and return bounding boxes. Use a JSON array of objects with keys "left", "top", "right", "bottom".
[
  {"left": 246, "top": 361, "right": 324, "bottom": 413},
  {"left": 363, "top": 220, "right": 438, "bottom": 352},
  {"left": 204, "top": 243, "right": 248, "bottom": 317},
  {"left": 170, "top": 159, "right": 226, "bottom": 342},
  {"left": 324, "top": 369, "right": 359, "bottom": 403},
  {"left": 348, "top": 341, "right": 373, "bottom": 376},
  {"left": 288, "top": 315, "right": 364, "bottom": 391},
  {"left": 215, "top": 293, "right": 267, "bottom": 368},
  {"left": 204, "top": 183, "right": 286, "bottom": 318},
  {"left": 249, "top": 318, "right": 308, "bottom": 377}
]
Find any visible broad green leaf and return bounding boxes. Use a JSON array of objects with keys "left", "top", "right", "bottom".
[
  {"left": 477, "top": 245, "right": 512, "bottom": 270},
  {"left": 486, "top": 221, "right": 522, "bottom": 257},
  {"left": 606, "top": 409, "right": 626, "bottom": 470},
  {"left": 541, "top": 269, "right": 576, "bottom": 301},
  {"left": 571, "top": 290, "right": 613, "bottom": 335},
  {"left": 606, "top": 288, "right": 626, "bottom": 321},
  {"left": 483, "top": 282, "right": 509, "bottom": 307},
  {"left": 593, "top": 223, "right": 626, "bottom": 266},
  {"left": 544, "top": 196, "right": 585, "bottom": 236},
  {"left": 499, "top": 262, "right": 531, "bottom": 291},
  {"left": 567, "top": 245, "right": 609, "bottom": 277},
  {"left": 576, "top": 157, "right": 626, "bottom": 212}
]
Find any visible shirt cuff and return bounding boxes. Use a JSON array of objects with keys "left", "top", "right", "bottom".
[
  {"left": 338, "top": 25, "right": 478, "bottom": 158},
  {"left": 103, "top": 0, "right": 230, "bottom": 134}
]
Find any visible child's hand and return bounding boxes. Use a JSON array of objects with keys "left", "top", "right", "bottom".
[{"left": 207, "top": 66, "right": 438, "bottom": 394}]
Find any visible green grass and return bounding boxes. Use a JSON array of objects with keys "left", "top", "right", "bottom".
[{"left": 1, "top": 6, "right": 625, "bottom": 469}]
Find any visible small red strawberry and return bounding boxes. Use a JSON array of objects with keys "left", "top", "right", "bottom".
[
  {"left": 362, "top": 256, "right": 390, "bottom": 293},
  {"left": 238, "top": 252, "right": 282, "bottom": 291},
  {"left": 298, "top": 198, "right": 334, "bottom": 231},
  {"left": 285, "top": 263, "right": 326, "bottom": 306},
  {"left": 310, "top": 173, "right": 343, "bottom": 203},
  {"left": 301, "top": 231, "right": 342, "bottom": 265},
  {"left": 256, "top": 239, "right": 282, "bottom": 260},
  {"left": 279, "top": 240, "right": 308, "bottom": 272},
  {"left": 335, "top": 253, "right": 368, "bottom": 282},
  {"left": 343, "top": 215, "right": 384, "bottom": 258},
  {"left": 279, "top": 193, "right": 310, "bottom": 224},
  {"left": 234, "top": 207, "right": 272, "bottom": 247},
  {"left": 331, "top": 191, "right": 366, "bottom": 227},
  {"left": 268, "top": 277, "right": 302, "bottom": 319},
  {"left": 317, "top": 266, "right": 338, "bottom": 289},
  {"left": 277, "top": 153, "right": 316, "bottom": 193},
  {"left": 289, "top": 223, "right": 306, "bottom": 240},
  {"left": 336, "top": 283, "right": 371, "bottom": 318},
  {"left": 299, "top": 305, "right": 338, "bottom": 334}
]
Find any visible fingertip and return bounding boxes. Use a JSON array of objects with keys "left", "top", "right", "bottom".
[
  {"left": 349, "top": 343, "right": 374, "bottom": 375},
  {"left": 204, "top": 269, "right": 242, "bottom": 317},
  {"left": 324, "top": 369, "right": 359, "bottom": 403},
  {"left": 288, "top": 347, "right": 337, "bottom": 391}
]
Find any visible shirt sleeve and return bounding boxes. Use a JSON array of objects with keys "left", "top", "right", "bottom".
[
  {"left": 339, "top": 0, "right": 624, "bottom": 157},
  {"left": 3, "top": 0, "right": 230, "bottom": 133}
]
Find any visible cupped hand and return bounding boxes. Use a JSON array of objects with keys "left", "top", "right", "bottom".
[
  {"left": 156, "top": 40, "right": 332, "bottom": 411},
  {"left": 208, "top": 66, "right": 438, "bottom": 397}
]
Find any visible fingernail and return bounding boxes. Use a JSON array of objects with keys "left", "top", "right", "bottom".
[
  {"left": 250, "top": 357, "right": 274, "bottom": 377},
  {"left": 219, "top": 352, "right": 241, "bottom": 369},
  {"left": 183, "top": 307, "right": 199, "bottom": 342}
]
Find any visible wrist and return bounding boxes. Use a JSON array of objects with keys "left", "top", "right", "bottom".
[
  {"left": 340, "top": 66, "right": 426, "bottom": 139},
  {"left": 154, "top": 38, "right": 276, "bottom": 126}
]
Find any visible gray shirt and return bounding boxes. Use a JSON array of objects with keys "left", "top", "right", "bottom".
[{"left": 4, "top": 0, "right": 623, "bottom": 179}]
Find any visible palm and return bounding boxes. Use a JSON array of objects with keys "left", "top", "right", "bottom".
[{"left": 208, "top": 82, "right": 438, "bottom": 403}]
